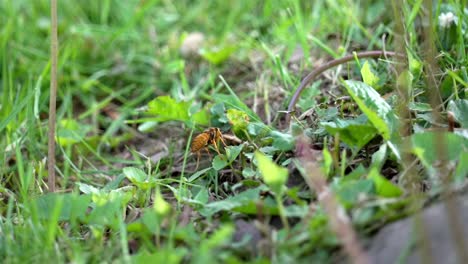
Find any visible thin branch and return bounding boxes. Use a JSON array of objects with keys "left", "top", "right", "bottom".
[
  {"left": 48, "top": 0, "right": 58, "bottom": 192},
  {"left": 296, "top": 135, "right": 369, "bottom": 264},
  {"left": 286, "top": 50, "right": 405, "bottom": 125}
]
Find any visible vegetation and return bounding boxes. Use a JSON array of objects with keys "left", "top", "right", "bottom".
[{"left": 1, "top": 0, "right": 467, "bottom": 263}]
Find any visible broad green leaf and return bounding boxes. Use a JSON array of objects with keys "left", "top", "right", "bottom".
[
  {"left": 147, "top": 96, "right": 190, "bottom": 122},
  {"left": 214, "top": 94, "right": 261, "bottom": 123},
  {"left": 123, "top": 167, "right": 147, "bottom": 183},
  {"left": 255, "top": 151, "right": 288, "bottom": 195},
  {"left": 408, "top": 102, "right": 432, "bottom": 112},
  {"left": 242, "top": 167, "right": 256, "bottom": 178},
  {"left": 146, "top": 95, "right": 209, "bottom": 125},
  {"left": 333, "top": 179, "right": 375, "bottom": 209},
  {"left": 123, "top": 167, "right": 157, "bottom": 190},
  {"left": 212, "top": 155, "right": 228, "bottom": 171},
  {"left": 270, "top": 130, "right": 295, "bottom": 151},
  {"left": 210, "top": 103, "right": 230, "bottom": 129},
  {"left": 130, "top": 247, "right": 186, "bottom": 264},
  {"left": 367, "top": 167, "right": 403, "bottom": 197},
  {"left": 342, "top": 80, "right": 398, "bottom": 140},
  {"left": 56, "top": 119, "right": 92, "bottom": 147},
  {"left": 411, "top": 131, "right": 468, "bottom": 169},
  {"left": 153, "top": 188, "right": 171, "bottom": 216},
  {"left": 33, "top": 193, "right": 91, "bottom": 221},
  {"left": 86, "top": 198, "right": 125, "bottom": 228},
  {"left": 454, "top": 152, "right": 468, "bottom": 183},
  {"left": 199, "top": 187, "right": 264, "bottom": 217},
  {"left": 226, "top": 145, "right": 243, "bottom": 163},
  {"left": 448, "top": 99, "right": 468, "bottom": 128},
  {"left": 322, "top": 118, "right": 377, "bottom": 149},
  {"left": 200, "top": 45, "right": 236, "bottom": 65},
  {"left": 361, "top": 61, "right": 380, "bottom": 88}
]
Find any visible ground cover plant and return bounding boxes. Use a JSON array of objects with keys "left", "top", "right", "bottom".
[{"left": 1, "top": 0, "right": 467, "bottom": 263}]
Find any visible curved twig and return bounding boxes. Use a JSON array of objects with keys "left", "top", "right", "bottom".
[{"left": 286, "top": 50, "right": 406, "bottom": 125}]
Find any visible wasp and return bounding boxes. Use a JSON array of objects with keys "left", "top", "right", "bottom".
[{"left": 191, "top": 127, "right": 228, "bottom": 169}]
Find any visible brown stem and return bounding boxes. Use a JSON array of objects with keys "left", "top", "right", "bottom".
[
  {"left": 286, "top": 50, "right": 405, "bottom": 125},
  {"left": 48, "top": 0, "right": 58, "bottom": 192},
  {"left": 296, "top": 135, "right": 369, "bottom": 264}
]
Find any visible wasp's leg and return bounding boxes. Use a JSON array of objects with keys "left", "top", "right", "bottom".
[
  {"left": 211, "top": 140, "right": 222, "bottom": 155},
  {"left": 195, "top": 151, "right": 201, "bottom": 170}
]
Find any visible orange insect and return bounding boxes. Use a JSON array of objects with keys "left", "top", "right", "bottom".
[{"left": 191, "top": 127, "right": 227, "bottom": 169}]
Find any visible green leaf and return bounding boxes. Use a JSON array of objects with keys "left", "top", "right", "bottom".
[
  {"left": 200, "top": 45, "right": 236, "bottom": 65},
  {"left": 448, "top": 99, "right": 468, "bottom": 128},
  {"left": 212, "top": 155, "right": 228, "bottom": 171},
  {"left": 333, "top": 179, "right": 375, "bottom": 209},
  {"left": 188, "top": 167, "right": 212, "bottom": 182},
  {"left": 33, "top": 193, "right": 91, "bottom": 221},
  {"left": 242, "top": 167, "right": 256, "bottom": 178},
  {"left": 360, "top": 61, "right": 380, "bottom": 88},
  {"left": 322, "top": 118, "right": 377, "bottom": 149},
  {"left": 147, "top": 96, "right": 190, "bottom": 122},
  {"left": 199, "top": 187, "right": 264, "bottom": 217},
  {"left": 146, "top": 95, "right": 209, "bottom": 125},
  {"left": 270, "top": 130, "right": 295, "bottom": 151},
  {"left": 226, "top": 145, "right": 243, "bottom": 163},
  {"left": 367, "top": 167, "right": 403, "bottom": 197},
  {"left": 408, "top": 102, "right": 432, "bottom": 112},
  {"left": 130, "top": 247, "right": 186, "bottom": 264},
  {"left": 454, "top": 152, "right": 468, "bottom": 183},
  {"left": 411, "top": 131, "right": 468, "bottom": 169},
  {"left": 56, "top": 119, "right": 92, "bottom": 147},
  {"left": 153, "top": 188, "right": 171, "bottom": 216},
  {"left": 214, "top": 94, "right": 261, "bottom": 123},
  {"left": 255, "top": 151, "right": 288, "bottom": 195},
  {"left": 226, "top": 108, "right": 250, "bottom": 137},
  {"left": 371, "top": 143, "right": 387, "bottom": 170},
  {"left": 123, "top": 167, "right": 156, "bottom": 190},
  {"left": 322, "top": 146, "right": 333, "bottom": 177},
  {"left": 342, "top": 80, "right": 398, "bottom": 140}
]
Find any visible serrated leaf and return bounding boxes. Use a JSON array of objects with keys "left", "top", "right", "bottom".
[
  {"left": 361, "top": 61, "right": 380, "bottom": 88},
  {"left": 342, "top": 80, "right": 398, "bottom": 140}
]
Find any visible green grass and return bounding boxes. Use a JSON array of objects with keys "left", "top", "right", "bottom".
[{"left": 1, "top": 0, "right": 467, "bottom": 263}]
